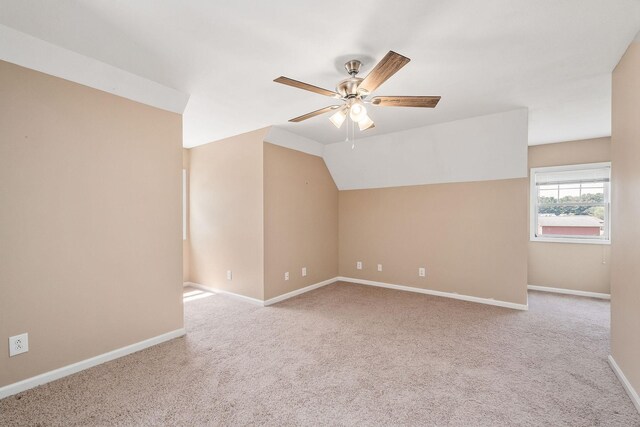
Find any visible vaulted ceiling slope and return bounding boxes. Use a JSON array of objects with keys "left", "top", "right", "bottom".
[
  {"left": 323, "top": 109, "right": 528, "bottom": 190},
  {"left": 0, "top": 25, "right": 189, "bottom": 114},
  {"left": 0, "top": 1, "right": 639, "bottom": 147}
]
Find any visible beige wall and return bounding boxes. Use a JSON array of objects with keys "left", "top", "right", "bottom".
[
  {"left": 263, "top": 143, "right": 338, "bottom": 300},
  {"left": 338, "top": 178, "right": 529, "bottom": 305},
  {"left": 0, "top": 61, "right": 183, "bottom": 387},
  {"left": 188, "top": 128, "right": 268, "bottom": 300},
  {"left": 182, "top": 148, "right": 190, "bottom": 282},
  {"left": 527, "top": 138, "right": 611, "bottom": 294},
  {"left": 611, "top": 41, "right": 640, "bottom": 397}
]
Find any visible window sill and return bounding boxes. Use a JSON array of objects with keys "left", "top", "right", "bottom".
[{"left": 530, "top": 237, "right": 611, "bottom": 245}]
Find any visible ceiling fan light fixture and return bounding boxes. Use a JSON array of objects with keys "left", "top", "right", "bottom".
[
  {"left": 275, "top": 51, "right": 441, "bottom": 132},
  {"left": 329, "top": 106, "right": 347, "bottom": 129},
  {"left": 358, "top": 114, "right": 375, "bottom": 131},
  {"left": 348, "top": 99, "right": 367, "bottom": 123}
]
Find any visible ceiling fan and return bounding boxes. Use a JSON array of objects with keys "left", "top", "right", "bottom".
[{"left": 274, "top": 51, "right": 441, "bottom": 131}]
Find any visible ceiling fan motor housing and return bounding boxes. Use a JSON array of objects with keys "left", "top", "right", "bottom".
[
  {"left": 337, "top": 59, "right": 367, "bottom": 99},
  {"left": 336, "top": 76, "right": 364, "bottom": 98}
]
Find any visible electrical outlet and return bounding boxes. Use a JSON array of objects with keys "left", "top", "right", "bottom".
[
  {"left": 302, "top": 267, "right": 307, "bottom": 277},
  {"left": 377, "top": 264, "right": 383, "bottom": 272},
  {"left": 9, "top": 333, "right": 28, "bottom": 357},
  {"left": 226, "top": 270, "right": 232, "bottom": 280},
  {"left": 419, "top": 267, "right": 426, "bottom": 277},
  {"left": 356, "top": 261, "right": 362, "bottom": 270},
  {"left": 284, "top": 272, "right": 289, "bottom": 281}
]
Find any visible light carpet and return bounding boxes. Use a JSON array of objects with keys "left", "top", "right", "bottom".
[{"left": 1, "top": 282, "right": 638, "bottom": 426}]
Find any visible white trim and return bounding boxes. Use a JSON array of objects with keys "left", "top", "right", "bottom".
[
  {"left": 337, "top": 277, "right": 528, "bottom": 311},
  {"left": 0, "top": 328, "right": 185, "bottom": 400},
  {"left": 186, "top": 278, "right": 529, "bottom": 310},
  {"left": 529, "top": 162, "right": 612, "bottom": 245},
  {"left": 185, "top": 278, "right": 339, "bottom": 306},
  {"left": 265, "top": 127, "right": 325, "bottom": 157},
  {"left": 184, "top": 282, "right": 264, "bottom": 306},
  {"left": 608, "top": 355, "right": 640, "bottom": 414},
  {"left": 263, "top": 277, "right": 338, "bottom": 306},
  {"left": 530, "top": 237, "right": 611, "bottom": 245},
  {"left": 527, "top": 285, "right": 610, "bottom": 300}
]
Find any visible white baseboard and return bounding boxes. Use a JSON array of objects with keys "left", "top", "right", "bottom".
[
  {"left": 608, "top": 355, "right": 640, "bottom": 414},
  {"left": 527, "top": 285, "right": 610, "bottom": 300},
  {"left": 185, "top": 278, "right": 338, "bottom": 306},
  {"left": 264, "top": 277, "right": 338, "bottom": 306},
  {"left": 338, "top": 277, "right": 528, "bottom": 311},
  {"left": 0, "top": 328, "right": 185, "bottom": 400},
  {"left": 186, "top": 278, "right": 528, "bottom": 310},
  {"left": 184, "top": 282, "right": 264, "bottom": 306}
]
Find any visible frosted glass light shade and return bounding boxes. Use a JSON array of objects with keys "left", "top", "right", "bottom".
[
  {"left": 358, "top": 114, "right": 375, "bottom": 131},
  {"left": 349, "top": 100, "right": 367, "bottom": 122},
  {"left": 329, "top": 107, "right": 347, "bottom": 128}
]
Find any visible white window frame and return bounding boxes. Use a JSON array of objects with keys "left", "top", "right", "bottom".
[{"left": 530, "top": 162, "right": 611, "bottom": 245}]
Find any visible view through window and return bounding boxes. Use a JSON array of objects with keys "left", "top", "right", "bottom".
[{"left": 530, "top": 163, "right": 611, "bottom": 243}]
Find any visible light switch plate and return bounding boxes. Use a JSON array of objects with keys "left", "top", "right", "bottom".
[{"left": 377, "top": 264, "right": 383, "bottom": 272}]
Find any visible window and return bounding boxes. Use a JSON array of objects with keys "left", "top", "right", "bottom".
[{"left": 530, "top": 162, "right": 611, "bottom": 244}]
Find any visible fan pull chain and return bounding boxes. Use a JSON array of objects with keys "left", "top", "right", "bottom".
[
  {"left": 345, "top": 115, "right": 349, "bottom": 143},
  {"left": 351, "top": 120, "right": 356, "bottom": 149}
]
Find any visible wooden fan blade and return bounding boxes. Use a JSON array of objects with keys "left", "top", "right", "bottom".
[
  {"left": 358, "top": 51, "right": 410, "bottom": 94},
  {"left": 274, "top": 76, "right": 340, "bottom": 98},
  {"left": 371, "top": 96, "right": 441, "bottom": 108},
  {"left": 289, "top": 105, "right": 341, "bottom": 122}
]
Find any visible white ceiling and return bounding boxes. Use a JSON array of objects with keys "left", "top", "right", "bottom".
[{"left": 0, "top": 1, "right": 638, "bottom": 147}]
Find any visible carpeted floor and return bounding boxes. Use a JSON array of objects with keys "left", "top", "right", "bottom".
[{"left": 1, "top": 282, "right": 638, "bottom": 426}]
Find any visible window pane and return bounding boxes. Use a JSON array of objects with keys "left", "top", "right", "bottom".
[
  {"left": 538, "top": 202, "right": 605, "bottom": 218},
  {"left": 538, "top": 189, "right": 558, "bottom": 203},
  {"left": 538, "top": 213, "right": 604, "bottom": 238},
  {"left": 539, "top": 184, "right": 557, "bottom": 190},
  {"left": 581, "top": 186, "right": 604, "bottom": 197},
  {"left": 581, "top": 183, "right": 603, "bottom": 189},
  {"left": 559, "top": 188, "right": 581, "bottom": 199},
  {"left": 558, "top": 183, "right": 579, "bottom": 189}
]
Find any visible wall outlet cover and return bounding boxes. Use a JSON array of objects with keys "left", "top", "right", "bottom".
[
  {"left": 419, "top": 267, "right": 426, "bottom": 277},
  {"left": 302, "top": 267, "right": 307, "bottom": 277},
  {"left": 226, "top": 270, "right": 232, "bottom": 280},
  {"left": 9, "top": 333, "right": 28, "bottom": 357},
  {"left": 285, "top": 272, "right": 290, "bottom": 281},
  {"left": 377, "top": 264, "right": 383, "bottom": 272},
  {"left": 356, "top": 261, "right": 363, "bottom": 270}
]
